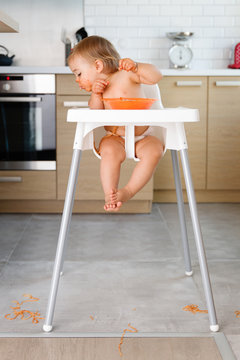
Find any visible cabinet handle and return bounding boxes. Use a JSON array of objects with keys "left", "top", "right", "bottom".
[
  {"left": 215, "top": 81, "right": 240, "bottom": 87},
  {"left": 0, "top": 176, "right": 22, "bottom": 183},
  {"left": 63, "top": 101, "right": 89, "bottom": 107},
  {"left": 176, "top": 81, "right": 202, "bottom": 87},
  {"left": 0, "top": 97, "right": 42, "bottom": 102}
]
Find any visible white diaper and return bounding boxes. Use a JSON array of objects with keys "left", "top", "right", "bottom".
[{"left": 120, "top": 126, "right": 154, "bottom": 143}]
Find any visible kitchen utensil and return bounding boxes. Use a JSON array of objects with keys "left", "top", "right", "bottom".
[
  {"left": 65, "top": 38, "right": 71, "bottom": 65},
  {"left": 167, "top": 32, "right": 194, "bottom": 41},
  {"left": 228, "top": 42, "right": 240, "bottom": 69},
  {"left": 169, "top": 44, "right": 193, "bottom": 69},
  {"left": 0, "top": 45, "right": 15, "bottom": 66},
  {"left": 61, "top": 28, "right": 67, "bottom": 44},
  {"left": 166, "top": 32, "right": 194, "bottom": 69},
  {"left": 75, "top": 27, "right": 88, "bottom": 42},
  {"left": 103, "top": 97, "right": 157, "bottom": 109}
]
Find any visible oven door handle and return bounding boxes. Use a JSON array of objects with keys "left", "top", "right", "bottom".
[{"left": 0, "top": 97, "right": 42, "bottom": 102}]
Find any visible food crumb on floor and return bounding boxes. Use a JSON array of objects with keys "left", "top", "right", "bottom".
[
  {"left": 118, "top": 323, "right": 138, "bottom": 357},
  {"left": 4, "top": 294, "right": 44, "bottom": 324},
  {"left": 182, "top": 304, "right": 208, "bottom": 314},
  {"left": 234, "top": 310, "right": 240, "bottom": 318}
]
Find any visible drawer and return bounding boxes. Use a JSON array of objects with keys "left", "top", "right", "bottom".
[
  {"left": 56, "top": 74, "right": 90, "bottom": 95},
  {"left": 207, "top": 76, "right": 240, "bottom": 190},
  {"left": 0, "top": 171, "right": 56, "bottom": 199}
]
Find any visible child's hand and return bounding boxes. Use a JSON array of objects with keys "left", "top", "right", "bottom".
[
  {"left": 92, "top": 79, "right": 109, "bottom": 95},
  {"left": 119, "top": 58, "right": 138, "bottom": 73}
]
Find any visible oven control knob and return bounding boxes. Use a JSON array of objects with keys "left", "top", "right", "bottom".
[{"left": 3, "top": 83, "right": 11, "bottom": 91}]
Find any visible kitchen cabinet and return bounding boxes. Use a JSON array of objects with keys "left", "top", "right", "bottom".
[
  {"left": 57, "top": 94, "right": 104, "bottom": 201},
  {"left": 154, "top": 76, "right": 207, "bottom": 196},
  {"left": 0, "top": 171, "right": 56, "bottom": 199},
  {"left": 56, "top": 75, "right": 153, "bottom": 212},
  {"left": 207, "top": 77, "right": 240, "bottom": 190}
]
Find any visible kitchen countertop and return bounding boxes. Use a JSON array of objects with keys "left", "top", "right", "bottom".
[{"left": 0, "top": 66, "right": 240, "bottom": 76}]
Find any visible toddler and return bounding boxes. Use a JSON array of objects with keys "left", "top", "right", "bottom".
[{"left": 68, "top": 35, "right": 163, "bottom": 212}]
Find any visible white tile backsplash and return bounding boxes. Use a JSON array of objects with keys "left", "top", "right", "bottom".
[
  {"left": 181, "top": 5, "right": 203, "bottom": 16},
  {"left": 203, "top": 5, "right": 225, "bottom": 16},
  {"left": 160, "top": 6, "right": 182, "bottom": 16},
  {"left": 225, "top": 5, "right": 240, "bottom": 15},
  {"left": 214, "top": 16, "right": 235, "bottom": 27},
  {"left": 106, "top": 17, "right": 128, "bottom": 26},
  {"left": 85, "top": 0, "right": 240, "bottom": 69},
  {"left": 138, "top": 5, "right": 160, "bottom": 16},
  {"left": 117, "top": 5, "right": 138, "bottom": 16},
  {"left": 95, "top": 5, "right": 117, "bottom": 15},
  {"left": 170, "top": 17, "right": 192, "bottom": 27},
  {"left": 149, "top": 16, "right": 171, "bottom": 27},
  {"left": 127, "top": 16, "right": 149, "bottom": 26},
  {"left": 225, "top": 27, "right": 240, "bottom": 36}
]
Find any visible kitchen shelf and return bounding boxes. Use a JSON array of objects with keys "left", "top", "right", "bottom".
[{"left": 0, "top": 10, "right": 19, "bottom": 33}]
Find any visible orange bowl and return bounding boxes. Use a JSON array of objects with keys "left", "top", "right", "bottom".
[{"left": 103, "top": 97, "right": 157, "bottom": 109}]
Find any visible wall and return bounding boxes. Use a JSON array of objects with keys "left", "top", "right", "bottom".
[
  {"left": 85, "top": 0, "right": 240, "bottom": 69},
  {"left": 0, "top": 0, "right": 83, "bottom": 66}
]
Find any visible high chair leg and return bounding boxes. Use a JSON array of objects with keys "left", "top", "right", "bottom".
[
  {"left": 180, "top": 149, "right": 219, "bottom": 332},
  {"left": 171, "top": 150, "right": 192, "bottom": 276},
  {"left": 43, "top": 149, "right": 82, "bottom": 332}
]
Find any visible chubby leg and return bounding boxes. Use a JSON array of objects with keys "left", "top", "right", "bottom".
[
  {"left": 99, "top": 136, "right": 126, "bottom": 211},
  {"left": 116, "top": 136, "right": 163, "bottom": 209}
]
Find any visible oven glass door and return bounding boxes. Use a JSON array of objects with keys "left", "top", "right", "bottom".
[{"left": 0, "top": 94, "right": 56, "bottom": 170}]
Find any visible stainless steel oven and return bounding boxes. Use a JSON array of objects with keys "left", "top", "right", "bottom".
[{"left": 0, "top": 74, "right": 56, "bottom": 170}]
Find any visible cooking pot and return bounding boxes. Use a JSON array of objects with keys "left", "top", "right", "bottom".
[{"left": 0, "top": 45, "right": 15, "bottom": 66}]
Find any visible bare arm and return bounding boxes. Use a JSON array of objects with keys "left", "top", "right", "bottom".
[
  {"left": 88, "top": 93, "right": 104, "bottom": 109},
  {"left": 88, "top": 79, "right": 109, "bottom": 109},
  {"left": 119, "top": 58, "right": 162, "bottom": 85},
  {"left": 135, "top": 62, "right": 162, "bottom": 84}
]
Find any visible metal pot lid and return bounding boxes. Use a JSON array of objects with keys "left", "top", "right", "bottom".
[{"left": 166, "top": 32, "right": 194, "bottom": 40}]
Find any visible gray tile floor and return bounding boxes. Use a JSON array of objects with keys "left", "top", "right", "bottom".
[{"left": 0, "top": 203, "right": 240, "bottom": 358}]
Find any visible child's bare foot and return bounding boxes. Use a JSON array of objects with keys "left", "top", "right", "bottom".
[
  {"left": 108, "top": 186, "right": 132, "bottom": 212},
  {"left": 104, "top": 189, "right": 118, "bottom": 211},
  {"left": 117, "top": 187, "right": 132, "bottom": 202}
]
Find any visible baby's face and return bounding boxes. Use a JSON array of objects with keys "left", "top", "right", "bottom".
[{"left": 69, "top": 55, "right": 98, "bottom": 92}]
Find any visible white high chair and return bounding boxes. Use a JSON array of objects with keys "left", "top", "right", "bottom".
[{"left": 43, "top": 84, "right": 219, "bottom": 333}]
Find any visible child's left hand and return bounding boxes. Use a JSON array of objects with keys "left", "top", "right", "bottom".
[{"left": 119, "top": 58, "right": 138, "bottom": 73}]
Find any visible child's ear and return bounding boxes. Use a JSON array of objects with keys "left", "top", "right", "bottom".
[{"left": 95, "top": 59, "right": 104, "bottom": 73}]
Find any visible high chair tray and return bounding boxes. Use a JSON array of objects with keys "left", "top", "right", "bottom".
[{"left": 67, "top": 108, "right": 199, "bottom": 124}]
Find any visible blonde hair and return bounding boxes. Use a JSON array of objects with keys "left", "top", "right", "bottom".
[{"left": 68, "top": 35, "right": 120, "bottom": 73}]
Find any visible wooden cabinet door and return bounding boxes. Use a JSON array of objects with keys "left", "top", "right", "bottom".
[
  {"left": 0, "top": 171, "right": 56, "bottom": 199},
  {"left": 57, "top": 74, "right": 90, "bottom": 95},
  {"left": 57, "top": 96, "right": 152, "bottom": 201},
  {"left": 155, "top": 76, "right": 207, "bottom": 190},
  {"left": 208, "top": 77, "right": 240, "bottom": 189},
  {"left": 57, "top": 95, "right": 99, "bottom": 200}
]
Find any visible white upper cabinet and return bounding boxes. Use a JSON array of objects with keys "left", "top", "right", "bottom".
[{"left": 0, "top": 10, "right": 19, "bottom": 32}]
